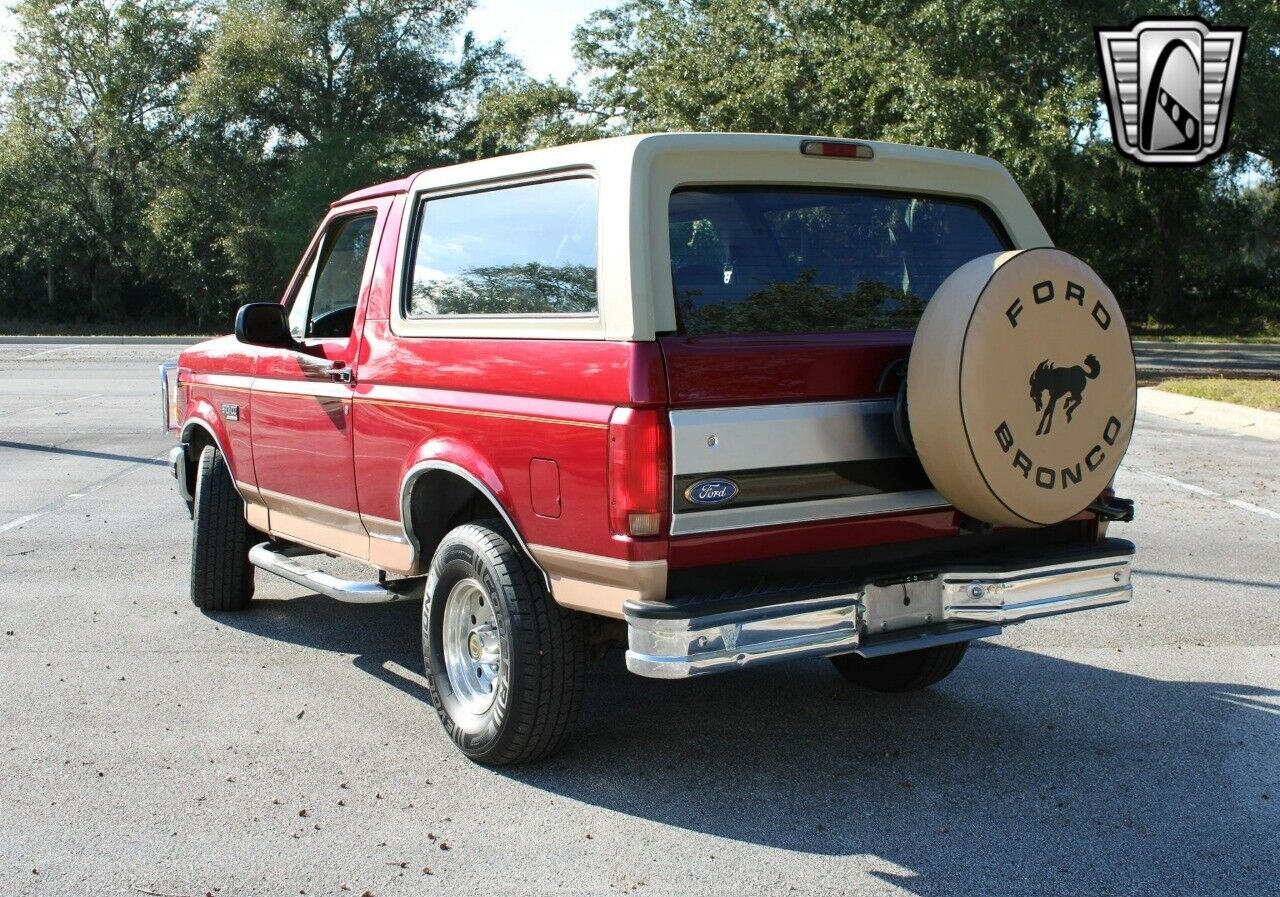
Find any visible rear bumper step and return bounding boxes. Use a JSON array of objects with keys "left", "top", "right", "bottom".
[
  {"left": 248, "top": 542, "right": 417, "bottom": 604},
  {"left": 624, "top": 541, "right": 1134, "bottom": 679}
]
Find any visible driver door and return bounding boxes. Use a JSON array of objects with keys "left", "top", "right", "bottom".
[{"left": 250, "top": 206, "right": 384, "bottom": 558}]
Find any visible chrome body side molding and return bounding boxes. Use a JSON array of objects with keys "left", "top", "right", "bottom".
[{"left": 670, "top": 490, "right": 946, "bottom": 535}]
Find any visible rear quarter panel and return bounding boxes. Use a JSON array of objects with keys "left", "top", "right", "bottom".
[{"left": 351, "top": 321, "right": 668, "bottom": 565}]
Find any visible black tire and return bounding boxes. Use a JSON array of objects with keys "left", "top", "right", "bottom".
[
  {"left": 830, "top": 641, "right": 969, "bottom": 692},
  {"left": 422, "top": 521, "right": 587, "bottom": 765},
  {"left": 189, "top": 445, "right": 255, "bottom": 612}
]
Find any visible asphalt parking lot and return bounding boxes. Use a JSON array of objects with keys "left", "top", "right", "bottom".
[
  {"left": 1131, "top": 340, "right": 1280, "bottom": 378},
  {"left": 1, "top": 343, "right": 1277, "bottom": 897}
]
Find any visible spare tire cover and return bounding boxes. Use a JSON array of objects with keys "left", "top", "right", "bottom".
[{"left": 907, "top": 248, "right": 1136, "bottom": 528}]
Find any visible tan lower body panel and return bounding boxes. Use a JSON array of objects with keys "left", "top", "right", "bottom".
[
  {"left": 239, "top": 489, "right": 415, "bottom": 575},
  {"left": 244, "top": 499, "right": 270, "bottom": 533},
  {"left": 363, "top": 514, "right": 414, "bottom": 574},
  {"left": 237, "top": 485, "right": 662, "bottom": 613},
  {"left": 528, "top": 544, "right": 667, "bottom": 619},
  {"left": 236, "top": 481, "right": 272, "bottom": 533}
]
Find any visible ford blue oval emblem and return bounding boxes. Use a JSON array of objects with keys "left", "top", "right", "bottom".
[{"left": 684, "top": 478, "right": 739, "bottom": 506}]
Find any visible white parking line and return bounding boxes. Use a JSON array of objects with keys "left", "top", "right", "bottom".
[
  {"left": 0, "top": 393, "right": 102, "bottom": 417},
  {"left": 1129, "top": 467, "right": 1280, "bottom": 521},
  {"left": 0, "top": 456, "right": 160, "bottom": 535},
  {"left": 0, "top": 513, "right": 43, "bottom": 534},
  {"left": 16, "top": 346, "right": 81, "bottom": 360}
]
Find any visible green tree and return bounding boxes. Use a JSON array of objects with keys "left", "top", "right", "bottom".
[
  {"left": 188, "top": 0, "right": 519, "bottom": 276},
  {"left": 471, "top": 79, "right": 608, "bottom": 155},
  {"left": 0, "top": 0, "right": 205, "bottom": 322},
  {"left": 567, "top": 0, "right": 1278, "bottom": 330}
]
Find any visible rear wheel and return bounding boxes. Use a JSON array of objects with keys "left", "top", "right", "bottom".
[
  {"left": 189, "top": 445, "right": 255, "bottom": 612},
  {"left": 422, "top": 521, "right": 587, "bottom": 765},
  {"left": 830, "top": 642, "right": 969, "bottom": 692}
]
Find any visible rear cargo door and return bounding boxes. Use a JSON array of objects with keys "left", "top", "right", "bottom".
[
  {"left": 660, "top": 332, "right": 938, "bottom": 536},
  {"left": 660, "top": 185, "right": 1012, "bottom": 539}
]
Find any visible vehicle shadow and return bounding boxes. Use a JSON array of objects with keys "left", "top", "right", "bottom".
[
  {"left": 219, "top": 594, "right": 1279, "bottom": 896},
  {"left": 217, "top": 593, "right": 433, "bottom": 704}
]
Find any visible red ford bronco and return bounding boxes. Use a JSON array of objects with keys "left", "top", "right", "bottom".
[{"left": 161, "top": 133, "right": 1138, "bottom": 765}]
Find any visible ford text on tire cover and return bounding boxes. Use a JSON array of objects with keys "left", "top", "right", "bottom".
[{"left": 160, "top": 134, "right": 1138, "bottom": 765}]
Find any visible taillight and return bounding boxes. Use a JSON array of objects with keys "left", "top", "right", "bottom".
[
  {"left": 607, "top": 407, "right": 669, "bottom": 538},
  {"left": 799, "top": 139, "right": 874, "bottom": 159}
]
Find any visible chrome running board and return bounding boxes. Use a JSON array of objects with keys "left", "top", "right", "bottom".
[{"left": 248, "top": 542, "right": 416, "bottom": 604}]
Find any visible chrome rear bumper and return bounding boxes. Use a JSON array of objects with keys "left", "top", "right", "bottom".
[
  {"left": 624, "top": 543, "right": 1133, "bottom": 679},
  {"left": 940, "top": 555, "right": 1131, "bottom": 624}
]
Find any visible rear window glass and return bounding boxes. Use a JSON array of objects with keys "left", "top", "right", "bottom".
[
  {"left": 668, "top": 186, "right": 1010, "bottom": 335},
  {"left": 408, "top": 177, "right": 598, "bottom": 317}
]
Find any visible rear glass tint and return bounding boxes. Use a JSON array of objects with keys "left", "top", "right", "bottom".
[{"left": 668, "top": 187, "right": 1010, "bottom": 335}]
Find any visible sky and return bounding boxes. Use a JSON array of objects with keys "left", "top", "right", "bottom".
[
  {"left": 464, "top": 0, "right": 607, "bottom": 80},
  {"left": 0, "top": 6, "right": 11, "bottom": 63},
  {"left": 0, "top": 0, "right": 606, "bottom": 78}
]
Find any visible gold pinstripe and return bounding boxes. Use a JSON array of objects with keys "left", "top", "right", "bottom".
[
  {"left": 186, "top": 378, "right": 605, "bottom": 428},
  {"left": 353, "top": 396, "right": 608, "bottom": 429}
]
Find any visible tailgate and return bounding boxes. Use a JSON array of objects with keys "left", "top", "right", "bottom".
[{"left": 659, "top": 331, "right": 946, "bottom": 547}]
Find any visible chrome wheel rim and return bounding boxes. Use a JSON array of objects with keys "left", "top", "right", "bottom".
[{"left": 442, "top": 578, "right": 501, "bottom": 716}]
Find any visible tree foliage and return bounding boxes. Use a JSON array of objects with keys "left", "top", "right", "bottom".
[
  {"left": 0, "top": 0, "right": 1276, "bottom": 334},
  {"left": 562, "top": 0, "right": 1280, "bottom": 331},
  {"left": 0, "top": 0, "right": 517, "bottom": 327},
  {"left": 0, "top": 0, "right": 205, "bottom": 321},
  {"left": 412, "top": 262, "right": 598, "bottom": 315}
]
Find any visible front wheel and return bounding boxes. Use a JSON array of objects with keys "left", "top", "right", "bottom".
[
  {"left": 830, "top": 641, "right": 969, "bottom": 692},
  {"left": 189, "top": 445, "right": 255, "bottom": 612},
  {"left": 422, "top": 521, "right": 587, "bottom": 765}
]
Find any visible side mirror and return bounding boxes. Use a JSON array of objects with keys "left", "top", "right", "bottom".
[{"left": 235, "top": 303, "right": 295, "bottom": 349}]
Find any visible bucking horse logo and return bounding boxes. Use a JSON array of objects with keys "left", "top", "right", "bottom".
[{"left": 1029, "top": 354, "right": 1102, "bottom": 435}]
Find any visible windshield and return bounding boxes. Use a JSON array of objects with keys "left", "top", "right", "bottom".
[{"left": 668, "top": 186, "right": 1010, "bottom": 336}]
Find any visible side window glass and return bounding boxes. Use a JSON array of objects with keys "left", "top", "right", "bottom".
[
  {"left": 287, "top": 213, "right": 377, "bottom": 340},
  {"left": 286, "top": 252, "right": 319, "bottom": 340},
  {"left": 408, "top": 177, "right": 598, "bottom": 317}
]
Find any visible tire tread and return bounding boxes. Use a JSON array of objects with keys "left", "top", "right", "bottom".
[
  {"left": 831, "top": 641, "right": 968, "bottom": 692},
  {"left": 423, "top": 521, "right": 587, "bottom": 765},
  {"left": 190, "top": 445, "right": 255, "bottom": 612}
]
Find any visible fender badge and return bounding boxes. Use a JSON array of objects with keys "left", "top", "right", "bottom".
[
  {"left": 220, "top": 403, "right": 240, "bottom": 421},
  {"left": 683, "top": 478, "right": 739, "bottom": 506}
]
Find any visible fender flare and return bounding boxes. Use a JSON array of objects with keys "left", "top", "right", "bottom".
[
  {"left": 397, "top": 439, "right": 547, "bottom": 586},
  {"left": 181, "top": 413, "right": 245, "bottom": 500}
]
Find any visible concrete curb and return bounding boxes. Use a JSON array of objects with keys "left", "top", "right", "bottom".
[
  {"left": 1132, "top": 339, "right": 1280, "bottom": 350},
  {"left": 1137, "top": 386, "right": 1280, "bottom": 440},
  {"left": 0, "top": 335, "right": 207, "bottom": 345}
]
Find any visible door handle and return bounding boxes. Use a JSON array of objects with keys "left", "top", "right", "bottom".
[{"left": 328, "top": 363, "right": 353, "bottom": 384}]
